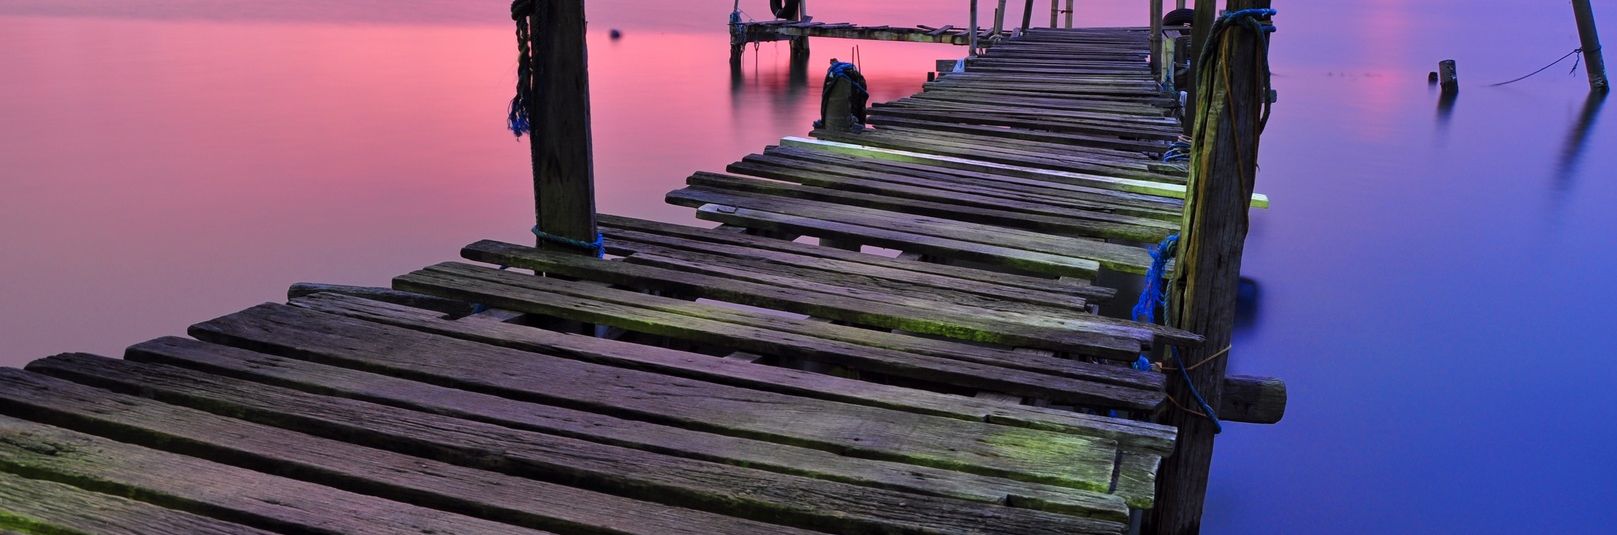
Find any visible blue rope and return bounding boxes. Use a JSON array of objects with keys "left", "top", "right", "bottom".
[
  {"left": 1130, "top": 234, "right": 1178, "bottom": 371},
  {"left": 1128, "top": 234, "right": 1223, "bottom": 431},
  {"left": 532, "top": 226, "right": 605, "bottom": 258},
  {"left": 829, "top": 61, "right": 868, "bottom": 93},
  {"left": 1170, "top": 346, "right": 1224, "bottom": 433},
  {"left": 507, "top": 0, "right": 534, "bottom": 137},
  {"left": 1220, "top": 8, "right": 1277, "bottom": 33},
  {"left": 1161, "top": 141, "right": 1192, "bottom": 163}
]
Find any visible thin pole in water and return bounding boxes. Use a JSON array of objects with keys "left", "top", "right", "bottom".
[{"left": 1572, "top": 0, "right": 1610, "bottom": 92}]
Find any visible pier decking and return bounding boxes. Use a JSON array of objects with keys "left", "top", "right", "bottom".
[{"left": 0, "top": 27, "right": 1280, "bottom": 534}]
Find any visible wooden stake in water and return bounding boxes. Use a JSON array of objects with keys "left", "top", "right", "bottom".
[
  {"left": 1021, "top": 0, "right": 1035, "bottom": 32},
  {"left": 992, "top": 0, "right": 1008, "bottom": 39},
  {"left": 528, "top": 0, "right": 599, "bottom": 255},
  {"left": 1064, "top": 0, "right": 1074, "bottom": 28},
  {"left": 1049, "top": 0, "right": 1058, "bottom": 28},
  {"left": 1438, "top": 59, "right": 1459, "bottom": 94},
  {"left": 1572, "top": 0, "right": 1610, "bottom": 92}
]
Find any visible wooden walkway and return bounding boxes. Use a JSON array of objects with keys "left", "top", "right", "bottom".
[
  {"left": 731, "top": 19, "right": 1004, "bottom": 46},
  {"left": 0, "top": 28, "right": 1280, "bottom": 534}
]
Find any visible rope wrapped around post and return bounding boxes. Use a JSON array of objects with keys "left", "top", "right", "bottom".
[{"left": 507, "top": 0, "right": 535, "bottom": 137}]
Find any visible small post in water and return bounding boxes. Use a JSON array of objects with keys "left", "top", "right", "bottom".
[
  {"left": 529, "top": 0, "right": 599, "bottom": 255},
  {"left": 1572, "top": 0, "right": 1610, "bottom": 92},
  {"left": 992, "top": 0, "right": 1008, "bottom": 40},
  {"left": 1439, "top": 59, "right": 1459, "bottom": 94}
]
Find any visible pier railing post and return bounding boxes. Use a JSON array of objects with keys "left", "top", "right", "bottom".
[
  {"left": 529, "top": 0, "right": 599, "bottom": 255},
  {"left": 1150, "top": 1, "right": 1272, "bottom": 533},
  {"left": 1151, "top": 0, "right": 1165, "bottom": 83},
  {"left": 1182, "top": 0, "right": 1218, "bottom": 135},
  {"left": 970, "top": 0, "right": 981, "bottom": 56},
  {"left": 992, "top": 0, "right": 1008, "bottom": 40},
  {"left": 1572, "top": 0, "right": 1610, "bottom": 92}
]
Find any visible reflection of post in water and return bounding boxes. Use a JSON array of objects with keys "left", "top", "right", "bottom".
[
  {"left": 788, "top": 39, "right": 811, "bottom": 88},
  {"left": 1434, "top": 88, "right": 1457, "bottom": 133},
  {"left": 1555, "top": 91, "right": 1607, "bottom": 185}
]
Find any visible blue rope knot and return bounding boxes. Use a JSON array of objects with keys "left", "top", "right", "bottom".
[
  {"left": 1220, "top": 8, "right": 1277, "bottom": 33},
  {"left": 1130, "top": 234, "right": 1178, "bottom": 371},
  {"left": 532, "top": 226, "right": 605, "bottom": 258}
]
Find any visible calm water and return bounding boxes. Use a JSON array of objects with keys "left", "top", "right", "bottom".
[{"left": 2, "top": 1, "right": 1615, "bottom": 532}]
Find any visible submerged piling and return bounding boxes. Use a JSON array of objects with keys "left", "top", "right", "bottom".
[{"left": 1572, "top": 0, "right": 1609, "bottom": 92}]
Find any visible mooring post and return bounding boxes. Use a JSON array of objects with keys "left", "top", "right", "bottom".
[
  {"left": 529, "top": 0, "right": 598, "bottom": 255},
  {"left": 1049, "top": 0, "right": 1058, "bottom": 28},
  {"left": 970, "top": 0, "right": 981, "bottom": 56},
  {"left": 1572, "top": 0, "right": 1610, "bottom": 92},
  {"left": 1151, "top": 0, "right": 1165, "bottom": 82},
  {"left": 1438, "top": 59, "right": 1459, "bottom": 94},
  {"left": 1150, "top": 1, "right": 1273, "bottom": 533},
  {"left": 1178, "top": 0, "right": 1188, "bottom": 9},
  {"left": 1064, "top": 0, "right": 1074, "bottom": 28},
  {"left": 1182, "top": 0, "right": 1218, "bottom": 135},
  {"left": 992, "top": 0, "right": 1008, "bottom": 40}
]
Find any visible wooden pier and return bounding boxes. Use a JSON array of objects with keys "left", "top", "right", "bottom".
[{"left": 0, "top": 3, "right": 1282, "bottom": 534}]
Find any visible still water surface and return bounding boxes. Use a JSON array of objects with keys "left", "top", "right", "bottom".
[{"left": 2, "top": 1, "right": 1615, "bottom": 532}]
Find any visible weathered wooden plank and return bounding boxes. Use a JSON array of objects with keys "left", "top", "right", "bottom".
[
  {"left": 0, "top": 411, "right": 558, "bottom": 535},
  {"left": 690, "top": 204, "right": 1106, "bottom": 279},
  {"left": 1111, "top": 452, "right": 1162, "bottom": 509},
  {"left": 610, "top": 240, "right": 1093, "bottom": 321},
  {"left": 810, "top": 129, "right": 1169, "bottom": 181},
  {"left": 186, "top": 300, "right": 1148, "bottom": 482},
  {"left": 120, "top": 337, "right": 1131, "bottom": 521},
  {"left": 29, "top": 354, "right": 1125, "bottom": 535},
  {"left": 598, "top": 214, "right": 1113, "bottom": 299},
  {"left": 286, "top": 282, "right": 472, "bottom": 315},
  {"left": 0, "top": 367, "right": 826, "bottom": 535},
  {"left": 603, "top": 228, "right": 1096, "bottom": 310},
  {"left": 669, "top": 185, "right": 1162, "bottom": 275},
  {"left": 1219, "top": 374, "right": 1287, "bottom": 425},
  {"left": 782, "top": 137, "right": 1270, "bottom": 208},
  {"left": 758, "top": 146, "right": 1184, "bottom": 220},
  {"left": 396, "top": 264, "right": 1162, "bottom": 398},
  {"left": 290, "top": 293, "right": 1173, "bottom": 451},
  {"left": 866, "top": 115, "right": 1167, "bottom": 153},
  {"left": 698, "top": 169, "right": 1173, "bottom": 242},
  {"left": 728, "top": 154, "right": 1180, "bottom": 237},
  {"left": 460, "top": 242, "right": 1168, "bottom": 350},
  {"left": 0, "top": 470, "right": 276, "bottom": 535}
]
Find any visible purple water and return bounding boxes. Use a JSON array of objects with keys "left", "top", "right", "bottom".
[{"left": 2, "top": 1, "right": 1615, "bottom": 532}]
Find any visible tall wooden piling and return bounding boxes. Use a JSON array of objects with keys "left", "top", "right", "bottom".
[
  {"left": 1150, "top": 1, "right": 1272, "bottom": 533},
  {"left": 970, "top": 0, "right": 981, "bottom": 56},
  {"left": 1150, "top": 0, "right": 1165, "bottom": 81},
  {"left": 1572, "top": 0, "right": 1610, "bottom": 92},
  {"left": 1182, "top": 1, "right": 1218, "bottom": 135},
  {"left": 1021, "top": 0, "right": 1036, "bottom": 32},
  {"left": 528, "top": 0, "right": 598, "bottom": 254},
  {"left": 992, "top": 0, "right": 1008, "bottom": 39},
  {"left": 1064, "top": 0, "right": 1074, "bottom": 28},
  {"left": 1049, "top": 0, "right": 1058, "bottom": 28}
]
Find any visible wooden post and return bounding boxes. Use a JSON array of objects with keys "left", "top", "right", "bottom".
[
  {"left": 1150, "top": 1, "right": 1271, "bottom": 533},
  {"left": 1064, "top": 0, "right": 1074, "bottom": 28},
  {"left": 1182, "top": 0, "right": 1218, "bottom": 135},
  {"left": 992, "top": 0, "right": 1008, "bottom": 39},
  {"left": 1151, "top": 0, "right": 1165, "bottom": 82},
  {"left": 529, "top": 0, "right": 598, "bottom": 255},
  {"left": 1572, "top": 0, "right": 1610, "bottom": 92},
  {"left": 1438, "top": 60, "right": 1459, "bottom": 94},
  {"left": 1021, "top": 0, "right": 1035, "bottom": 32},
  {"left": 1178, "top": 0, "right": 1187, "bottom": 9},
  {"left": 970, "top": 0, "right": 980, "bottom": 57},
  {"left": 1049, "top": 0, "right": 1058, "bottom": 28}
]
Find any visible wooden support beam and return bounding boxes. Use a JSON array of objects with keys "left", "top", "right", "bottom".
[
  {"left": 970, "top": 0, "right": 980, "bottom": 56},
  {"left": 530, "top": 0, "right": 598, "bottom": 255},
  {"left": 1150, "top": 1, "right": 1272, "bottom": 533},
  {"left": 992, "top": 0, "right": 1008, "bottom": 40},
  {"left": 1064, "top": 0, "right": 1074, "bottom": 28},
  {"left": 1572, "top": 0, "right": 1610, "bottom": 92},
  {"left": 1182, "top": 0, "right": 1218, "bottom": 135},
  {"left": 1049, "top": 0, "right": 1058, "bottom": 28},
  {"left": 1150, "top": 0, "right": 1165, "bottom": 81},
  {"left": 1021, "top": 0, "right": 1035, "bottom": 32}
]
